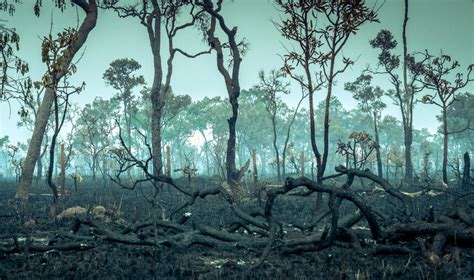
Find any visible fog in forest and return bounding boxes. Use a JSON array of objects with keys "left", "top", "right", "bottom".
[{"left": 0, "top": 0, "right": 473, "bottom": 279}]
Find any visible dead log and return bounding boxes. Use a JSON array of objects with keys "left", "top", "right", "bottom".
[
  {"left": 283, "top": 177, "right": 381, "bottom": 240},
  {"left": 386, "top": 221, "right": 474, "bottom": 247}
]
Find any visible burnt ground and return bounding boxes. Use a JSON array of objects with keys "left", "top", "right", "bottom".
[{"left": 0, "top": 177, "right": 473, "bottom": 279}]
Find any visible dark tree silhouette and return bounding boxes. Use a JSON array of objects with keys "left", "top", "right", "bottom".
[
  {"left": 276, "top": 0, "right": 378, "bottom": 208},
  {"left": 196, "top": 0, "right": 250, "bottom": 196},
  {"left": 417, "top": 52, "right": 473, "bottom": 184}
]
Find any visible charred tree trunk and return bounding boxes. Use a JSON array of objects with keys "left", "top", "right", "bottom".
[
  {"left": 282, "top": 93, "right": 305, "bottom": 177},
  {"left": 199, "top": 0, "right": 248, "bottom": 194},
  {"left": 402, "top": 0, "right": 414, "bottom": 182},
  {"left": 252, "top": 149, "right": 258, "bottom": 185},
  {"left": 166, "top": 145, "right": 171, "bottom": 177},
  {"left": 442, "top": 107, "right": 449, "bottom": 184},
  {"left": 59, "top": 142, "right": 66, "bottom": 197},
  {"left": 149, "top": 9, "right": 164, "bottom": 177},
  {"left": 300, "top": 151, "right": 305, "bottom": 176},
  {"left": 47, "top": 103, "right": 59, "bottom": 204},
  {"left": 403, "top": 124, "right": 414, "bottom": 181},
  {"left": 92, "top": 154, "right": 97, "bottom": 182},
  {"left": 373, "top": 112, "right": 383, "bottom": 177},
  {"left": 271, "top": 114, "right": 281, "bottom": 183},
  {"left": 462, "top": 152, "right": 471, "bottom": 189}
]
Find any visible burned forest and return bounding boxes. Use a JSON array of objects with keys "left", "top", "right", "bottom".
[{"left": 0, "top": 0, "right": 473, "bottom": 279}]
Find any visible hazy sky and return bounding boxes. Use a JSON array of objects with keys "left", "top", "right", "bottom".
[{"left": 1, "top": 0, "right": 473, "bottom": 143}]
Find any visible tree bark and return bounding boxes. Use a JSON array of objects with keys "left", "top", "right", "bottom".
[
  {"left": 402, "top": 0, "right": 414, "bottom": 181},
  {"left": 462, "top": 152, "right": 471, "bottom": 188},
  {"left": 442, "top": 107, "right": 449, "bottom": 184},
  {"left": 60, "top": 142, "right": 65, "bottom": 196},
  {"left": 16, "top": 0, "right": 98, "bottom": 201},
  {"left": 373, "top": 112, "right": 383, "bottom": 177},
  {"left": 92, "top": 153, "right": 97, "bottom": 182},
  {"left": 149, "top": 3, "right": 164, "bottom": 177},
  {"left": 282, "top": 90, "right": 305, "bottom": 178},
  {"left": 271, "top": 114, "right": 281, "bottom": 183},
  {"left": 166, "top": 145, "right": 171, "bottom": 177},
  {"left": 199, "top": 0, "right": 247, "bottom": 192},
  {"left": 252, "top": 149, "right": 258, "bottom": 185}
]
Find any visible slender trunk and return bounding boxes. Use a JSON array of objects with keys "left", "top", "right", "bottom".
[
  {"left": 271, "top": 115, "right": 280, "bottom": 182},
  {"left": 59, "top": 143, "right": 65, "bottom": 196},
  {"left": 47, "top": 124, "right": 59, "bottom": 203},
  {"left": 373, "top": 112, "right": 383, "bottom": 177},
  {"left": 402, "top": 0, "right": 413, "bottom": 181},
  {"left": 404, "top": 125, "right": 414, "bottom": 180},
  {"left": 300, "top": 151, "right": 305, "bottom": 176},
  {"left": 308, "top": 88, "right": 321, "bottom": 173},
  {"left": 282, "top": 93, "right": 305, "bottom": 178},
  {"left": 316, "top": 56, "right": 336, "bottom": 210},
  {"left": 92, "top": 154, "right": 96, "bottom": 182},
  {"left": 166, "top": 145, "right": 171, "bottom": 177},
  {"left": 252, "top": 149, "right": 258, "bottom": 185},
  {"left": 124, "top": 99, "right": 132, "bottom": 155},
  {"left": 462, "top": 152, "right": 471, "bottom": 188},
  {"left": 321, "top": 72, "right": 334, "bottom": 181},
  {"left": 200, "top": 131, "right": 211, "bottom": 176},
  {"left": 442, "top": 107, "right": 448, "bottom": 184},
  {"left": 202, "top": 4, "right": 245, "bottom": 190},
  {"left": 151, "top": 90, "right": 163, "bottom": 176}
]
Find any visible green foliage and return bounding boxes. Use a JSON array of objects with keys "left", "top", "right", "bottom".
[
  {"left": 336, "top": 131, "right": 378, "bottom": 169},
  {"left": 0, "top": 135, "right": 9, "bottom": 148},
  {"left": 418, "top": 52, "right": 473, "bottom": 107},
  {"left": 0, "top": 26, "right": 29, "bottom": 100},
  {"left": 446, "top": 92, "right": 474, "bottom": 150},
  {"left": 370, "top": 30, "right": 400, "bottom": 72},
  {"left": 103, "top": 58, "right": 145, "bottom": 100},
  {"left": 40, "top": 27, "right": 80, "bottom": 88},
  {"left": 344, "top": 74, "right": 386, "bottom": 113},
  {"left": 0, "top": 0, "right": 19, "bottom": 15}
]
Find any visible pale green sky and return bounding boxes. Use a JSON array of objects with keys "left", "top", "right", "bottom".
[{"left": 1, "top": 0, "right": 473, "bottom": 143}]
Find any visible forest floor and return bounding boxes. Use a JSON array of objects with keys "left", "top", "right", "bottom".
[{"left": 0, "top": 177, "right": 473, "bottom": 279}]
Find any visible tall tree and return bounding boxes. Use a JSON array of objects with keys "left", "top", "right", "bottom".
[
  {"left": 196, "top": 0, "right": 250, "bottom": 193},
  {"left": 281, "top": 84, "right": 307, "bottom": 178},
  {"left": 105, "top": 0, "right": 208, "bottom": 177},
  {"left": 256, "top": 69, "right": 289, "bottom": 183},
  {"left": 369, "top": 0, "right": 427, "bottom": 181},
  {"left": 276, "top": 0, "right": 378, "bottom": 208},
  {"left": 103, "top": 58, "right": 145, "bottom": 153},
  {"left": 16, "top": 0, "right": 98, "bottom": 202},
  {"left": 345, "top": 74, "right": 386, "bottom": 177},
  {"left": 417, "top": 52, "right": 473, "bottom": 184}
]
